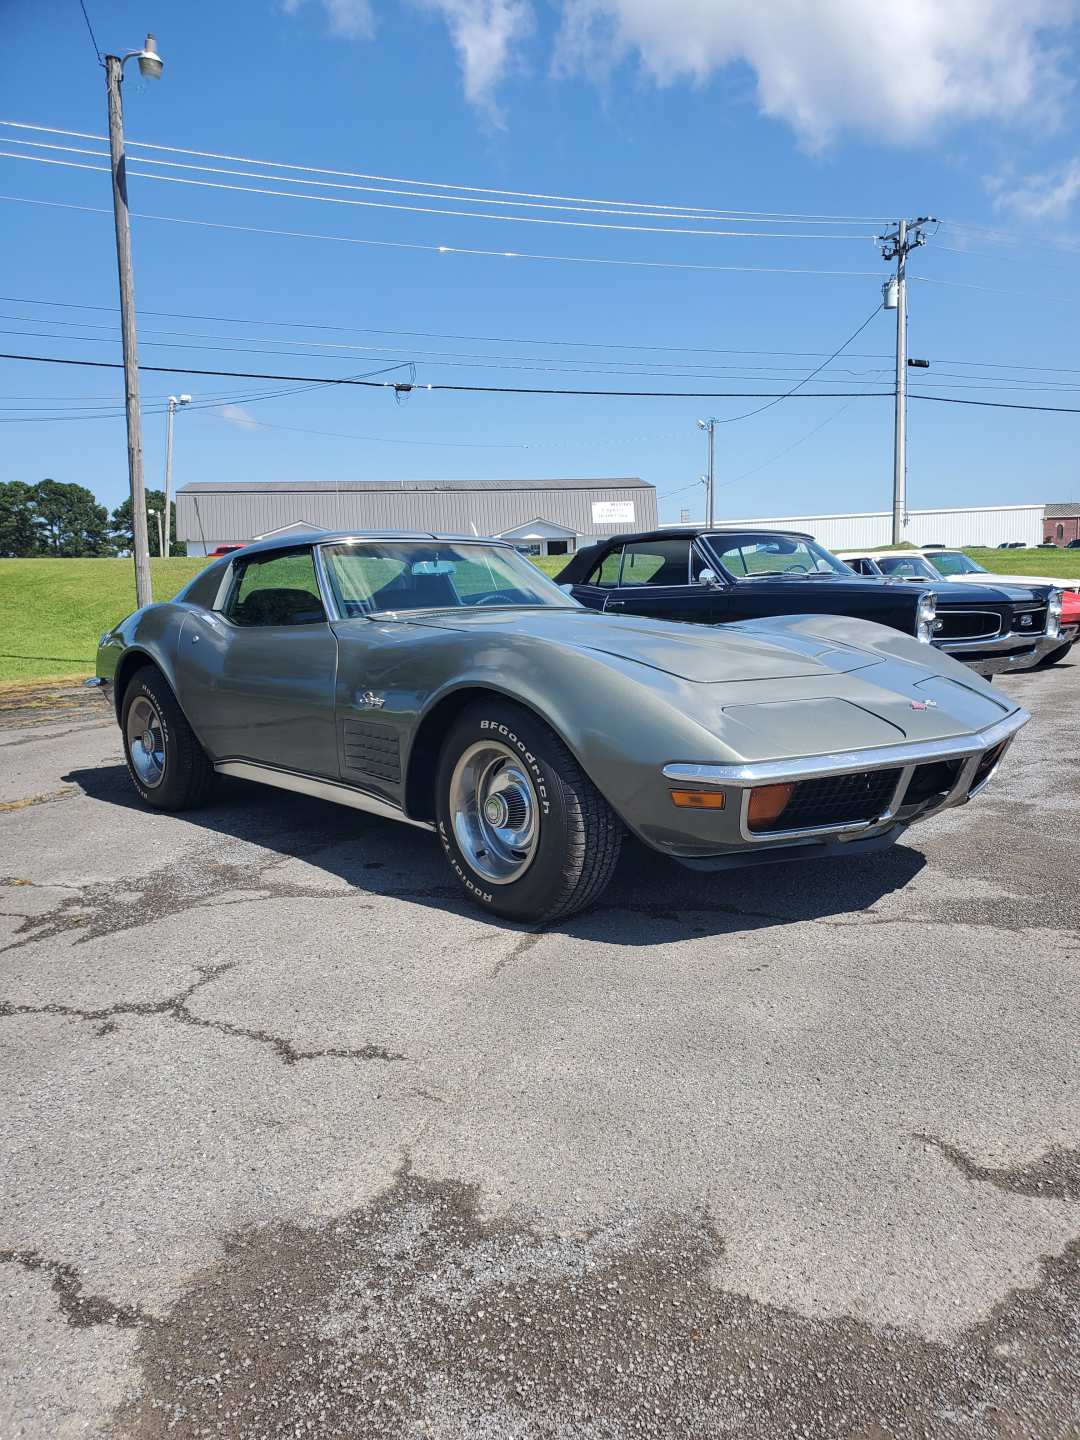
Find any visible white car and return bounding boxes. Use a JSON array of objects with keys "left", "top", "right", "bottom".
[{"left": 835, "top": 549, "right": 1076, "bottom": 669}]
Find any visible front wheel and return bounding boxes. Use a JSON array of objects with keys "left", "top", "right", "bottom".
[
  {"left": 121, "top": 666, "right": 214, "bottom": 811},
  {"left": 435, "top": 702, "right": 622, "bottom": 922}
]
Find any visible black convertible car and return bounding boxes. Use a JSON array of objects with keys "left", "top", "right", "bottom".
[{"left": 556, "top": 527, "right": 1064, "bottom": 677}]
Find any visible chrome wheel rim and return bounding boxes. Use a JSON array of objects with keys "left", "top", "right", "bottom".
[
  {"left": 449, "top": 740, "right": 540, "bottom": 885},
  {"left": 126, "top": 695, "right": 166, "bottom": 788}
]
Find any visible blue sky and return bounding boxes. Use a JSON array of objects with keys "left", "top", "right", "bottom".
[{"left": 3, "top": 0, "right": 1080, "bottom": 524}]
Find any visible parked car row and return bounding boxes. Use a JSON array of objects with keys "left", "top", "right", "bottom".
[
  {"left": 95, "top": 528, "right": 1031, "bottom": 922},
  {"left": 834, "top": 546, "right": 1078, "bottom": 669},
  {"left": 556, "top": 528, "right": 1072, "bottom": 676}
]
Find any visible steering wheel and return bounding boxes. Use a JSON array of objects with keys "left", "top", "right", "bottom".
[
  {"left": 784, "top": 564, "right": 809, "bottom": 574},
  {"left": 464, "top": 592, "right": 508, "bottom": 607}
]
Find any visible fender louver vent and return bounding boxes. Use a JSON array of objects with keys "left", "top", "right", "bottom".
[{"left": 343, "top": 721, "right": 401, "bottom": 784}]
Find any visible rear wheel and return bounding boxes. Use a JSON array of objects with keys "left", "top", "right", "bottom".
[
  {"left": 1033, "top": 641, "right": 1072, "bottom": 669},
  {"left": 121, "top": 666, "right": 214, "bottom": 811},
  {"left": 435, "top": 701, "right": 622, "bottom": 922}
]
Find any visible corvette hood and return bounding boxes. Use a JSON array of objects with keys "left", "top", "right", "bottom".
[{"left": 412, "top": 608, "right": 896, "bottom": 683}]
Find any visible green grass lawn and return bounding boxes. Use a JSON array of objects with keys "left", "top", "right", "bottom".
[
  {"left": 961, "top": 548, "right": 1080, "bottom": 580},
  {"left": 0, "top": 557, "right": 208, "bottom": 685}
]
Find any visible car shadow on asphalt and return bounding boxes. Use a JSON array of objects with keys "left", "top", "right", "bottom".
[{"left": 63, "top": 762, "right": 927, "bottom": 945}]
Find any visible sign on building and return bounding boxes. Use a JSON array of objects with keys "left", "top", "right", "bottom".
[{"left": 592, "top": 500, "right": 635, "bottom": 524}]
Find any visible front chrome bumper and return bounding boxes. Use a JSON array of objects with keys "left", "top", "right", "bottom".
[
  {"left": 934, "top": 631, "right": 1065, "bottom": 676},
  {"left": 662, "top": 708, "right": 1029, "bottom": 851}
]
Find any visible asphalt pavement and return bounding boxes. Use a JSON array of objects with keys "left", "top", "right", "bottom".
[{"left": 0, "top": 659, "right": 1077, "bottom": 1438}]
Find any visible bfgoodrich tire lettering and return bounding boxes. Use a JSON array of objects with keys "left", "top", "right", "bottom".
[
  {"left": 435, "top": 701, "right": 622, "bottom": 922},
  {"left": 121, "top": 666, "right": 214, "bottom": 811}
]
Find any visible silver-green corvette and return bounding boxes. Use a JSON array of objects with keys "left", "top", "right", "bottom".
[{"left": 94, "top": 531, "right": 1028, "bottom": 921}]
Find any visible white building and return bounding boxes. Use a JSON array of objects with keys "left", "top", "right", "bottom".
[{"left": 666, "top": 504, "right": 1044, "bottom": 550}]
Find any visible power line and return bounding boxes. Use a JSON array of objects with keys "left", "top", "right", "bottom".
[
  {"left": 0, "top": 150, "right": 879, "bottom": 241},
  {"left": 0, "top": 192, "right": 887, "bottom": 280},
  {"left": 0, "top": 120, "right": 898, "bottom": 223},
  {"left": 76, "top": 1, "right": 102, "bottom": 63},
  {"left": 7, "top": 292, "right": 1080, "bottom": 380},
  {"left": 4, "top": 350, "right": 1080, "bottom": 411},
  {"left": 0, "top": 350, "right": 895, "bottom": 398},
  {"left": 1, "top": 137, "right": 890, "bottom": 232},
  {"left": 707, "top": 303, "right": 883, "bottom": 424}
]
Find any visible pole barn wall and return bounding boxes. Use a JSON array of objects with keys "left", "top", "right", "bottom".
[{"left": 722, "top": 505, "right": 1044, "bottom": 550}]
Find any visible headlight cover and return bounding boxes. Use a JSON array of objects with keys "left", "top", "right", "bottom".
[{"left": 916, "top": 593, "right": 937, "bottom": 643}]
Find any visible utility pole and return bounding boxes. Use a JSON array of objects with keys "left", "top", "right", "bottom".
[
  {"left": 697, "top": 418, "right": 718, "bottom": 527},
  {"left": 879, "top": 216, "right": 934, "bottom": 546},
  {"left": 147, "top": 507, "right": 164, "bottom": 557},
  {"left": 103, "top": 34, "right": 164, "bottom": 608},
  {"left": 162, "top": 393, "right": 190, "bottom": 558}
]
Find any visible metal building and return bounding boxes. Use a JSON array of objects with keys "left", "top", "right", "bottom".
[
  {"left": 676, "top": 504, "right": 1044, "bottom": 550},
  {"left": 176, "top": 478, "right": 656, "bottom": 557}
]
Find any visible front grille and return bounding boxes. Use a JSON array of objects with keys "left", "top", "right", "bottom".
[
  {"left": 969, "top": 742, "right": 1007, "bottom": 794},
  {"left": 750, "top": 768, "right": 902, "bottom": 833},
  {"left": 934, "top": 610, "right": 1002, "bottom": 640},
  {"left": 1009, "top": 606, "right": 1047, "bottom": 635},
  {"left": 904, "top": 759, "right": 963, "bottom": 806}
]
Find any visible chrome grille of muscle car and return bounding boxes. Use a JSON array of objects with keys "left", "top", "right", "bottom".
[
  {"left": 1008, "top": 605, "right": 1047, "bottom": 635},
  {"left": 933, "top": 610, "right": 1002, "bottom": 641}
]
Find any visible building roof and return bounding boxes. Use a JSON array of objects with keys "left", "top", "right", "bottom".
[
  {"left": 178, "top": 477, "right": 651, "bottom": 494},
  {"left": 1045, "top": 502, "right": 1080, "bottom": 518}
]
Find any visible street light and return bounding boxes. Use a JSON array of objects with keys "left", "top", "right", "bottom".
[
  {"left": 162, "top": 393, "right": 191, "bottom": 558},
  {"left": 103, "top": 31, "right": 164, "bottom": 610}
]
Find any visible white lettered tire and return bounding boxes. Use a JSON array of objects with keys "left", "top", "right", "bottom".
[{"left": 435, "top": 701, "right": 622, "bottom": 922}]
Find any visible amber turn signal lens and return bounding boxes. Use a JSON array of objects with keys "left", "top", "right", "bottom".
[
  {"left": 669, "top": 789, "right": 726, "bottom": 810},
  {"left": 746, "top": 783, "right": 795, "bottom": 826}
]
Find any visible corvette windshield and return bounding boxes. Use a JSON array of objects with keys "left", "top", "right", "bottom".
[
  {"left": 924, "top": 551, "right": 988, "bottom": 576},
  {"left": 321, "top": 540, "right": 577, "bottom": 617},
  {"left": 708, "top": 532, "right": 849, "bottom": 579}
]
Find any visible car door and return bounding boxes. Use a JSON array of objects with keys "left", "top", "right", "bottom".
[
  {"left": 604, "top": 538, "right": 725, "bottom": 624},
  {"left": 175, "top": 547, "right": 339, "bottom": 777}
]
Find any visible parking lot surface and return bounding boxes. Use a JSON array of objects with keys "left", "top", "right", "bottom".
[{"left": 0, "top": 663, "right": 1077, "bottom": 1438}]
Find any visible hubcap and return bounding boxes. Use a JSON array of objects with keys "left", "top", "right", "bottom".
[
  {"left": 449, "top": 740, "right": 540, "bottom": 885},
  {"left": 126, "top": 695, "right": 166, "bottom": 788}
]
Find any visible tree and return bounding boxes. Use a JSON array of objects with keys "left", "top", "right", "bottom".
[
  {"left": 109, "top": 488, "right": 186, "bottom": 557},
  {"left": 0, "top": 481, "right": 39, "bottom": 557},
  {"left": 32, "top": 479, "right": 112, "bottom": 557}
]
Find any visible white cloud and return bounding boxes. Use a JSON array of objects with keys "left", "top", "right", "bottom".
[
  {"left": 413, "top": 0, "right": 535, "bottom": 123},
  {"left": 553, "top": 0, "right": 1079, "bottom": 148},
  {"left": 216, "top": 405, "right": 261, "bottom": 431},
  {"left": 990, "top": 158, "right": 1080, "bottom": 220},
  {"left": 281, "top": 0, "right": 375, "bottom": 40}
]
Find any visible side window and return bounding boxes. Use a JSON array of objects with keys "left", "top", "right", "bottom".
[
  {"left": 586, "top": 549, "right": 625, "bottom": 587},
  {"left": 618, "top": 539, "right": 692, "bottom": 588},
  {"left": 850, "top": 559, "right": 873, "bottom": 576},
  {"left": 222, "top": 550, "right": 327, "bottom": 627}
]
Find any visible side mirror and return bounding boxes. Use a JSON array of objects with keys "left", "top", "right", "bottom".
[{"left": 698, "top": 568, "right": 722, "bottom": 589}]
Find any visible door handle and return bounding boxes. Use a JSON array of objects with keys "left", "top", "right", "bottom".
[{"left": 606, "top": 599, "right": 626, "bottom": 609}]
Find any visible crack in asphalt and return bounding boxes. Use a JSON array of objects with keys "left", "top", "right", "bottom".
[
  {"left": 490, "top": 930, "right": 544, "bottom": 979},
  {"left": 0, "top": 1249, "right": 149, "bottom": 1330},
  {"left": 0, "top": 786, "right": 77, "bottom": 813},
  {"left": 917, "top": 1135, "right": 1080, "bottom": 1202},
  {"left": 0, "top": 961, "right": 407, "bottom": 1068}
]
